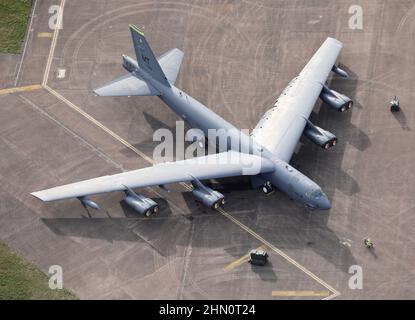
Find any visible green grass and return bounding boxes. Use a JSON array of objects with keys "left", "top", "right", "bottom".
[
  {"left": 0, "top": 0, "right": 32, "bottom": 54},
  {"left": 0, "top": 242, "right": 78, "bottom": 300}
]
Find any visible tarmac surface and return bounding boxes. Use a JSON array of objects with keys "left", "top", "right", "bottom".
[{"left": 0, "top": 0, "right": 414, "bottom": 299}]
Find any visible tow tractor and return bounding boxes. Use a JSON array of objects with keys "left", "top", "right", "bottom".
[{"left": 249, "top": 248, "right": 269, "bottom": 266}]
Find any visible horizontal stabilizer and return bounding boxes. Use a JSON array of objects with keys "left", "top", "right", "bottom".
[
  {"left": 94, "top": 74, "right": 159, "bottom": 96},
  {"left": 157, "top": 48, "right": 184, "bottom": 85}
]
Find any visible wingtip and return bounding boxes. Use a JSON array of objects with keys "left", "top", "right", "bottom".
[
  {"left": 30, "top": 192, "right": 45, "bottom": 201},
  {"left": 176, "top": 48, "right": 185, "bottom": 57},
  {"left": 326, "top": 37, "right": 343, "bottom": 47}
]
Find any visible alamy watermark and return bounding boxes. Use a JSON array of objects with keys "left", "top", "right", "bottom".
[
  {"left": 48, "top": 265, "right": 63, "bottom": 290},
  {"left": 152, "top": 121, "right": 264, "bottom": 175},
  {"left": 348, "top": 265, "right": 363, "bottom": 290},
  {"left": 49, "top": 5, "right": 63, "bottom": 30},
  {"left": 348, "top": 5, "right": 363, "bottom": 30}
]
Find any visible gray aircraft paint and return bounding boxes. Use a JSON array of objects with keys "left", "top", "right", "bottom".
[
  {"left": 139, "top": 72, "right": 330, "bottom": 209},
  {"left": 32, "top": 25, "right": 350, "bottom": 211},
  {"left": 106, "top": 25, "right": 335, "bottom": 209}
]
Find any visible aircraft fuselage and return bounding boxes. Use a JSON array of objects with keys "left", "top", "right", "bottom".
[{"left": 136, "top": 66, "right": 331, "bottom": 210}]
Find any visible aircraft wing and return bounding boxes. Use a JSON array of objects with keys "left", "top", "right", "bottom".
[
  {"left": 251, "top": 37, "right": 344, "bottom": 162},
  {"left": 157, "top": 48, "right": 184, "bottom": 85},
  {"left": 94, "top": 74, "right": 160, "bottom": 96},
  {"left": 31, "top": 151, "right": 275, "bottom": 202},
  {"left": 299, "top": 37, "right": 343, "bottom": 84}
]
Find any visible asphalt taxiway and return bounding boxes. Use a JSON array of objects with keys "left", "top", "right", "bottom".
[{"left": 0, "top": 0, "right": 414, "bottom": 299}]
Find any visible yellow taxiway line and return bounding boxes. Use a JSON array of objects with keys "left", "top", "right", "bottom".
[
  {"left": 224, "top": 245, "right": 266, "bottom": 272},
  {"left": 38, "top": 32, "right": 53, "bottom": 38},
  {"left": 218, "top": 208, "right": 340, "bottom": 299},
  {"left": 272, "top": 291, "right": 330, "bottom": 298},
  {"left": 38, "top": 0, "right": 340, "bottom": 300},
  {"left": 0, "top": 84, "right": 42, "bottom": 96}
]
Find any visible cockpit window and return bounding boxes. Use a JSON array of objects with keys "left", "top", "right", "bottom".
[{"left": 310, "top": 190, "right": 324, "bottom": 199}]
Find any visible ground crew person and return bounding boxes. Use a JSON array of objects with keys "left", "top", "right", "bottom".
[
  {"left": 390, "top": 96, "right": 400, "bottom": 112},
  {"left": 364, "top": 238, "right": 374, "bottom": 249}
]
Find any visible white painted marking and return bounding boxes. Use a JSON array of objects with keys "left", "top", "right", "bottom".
[
  {"left": 57, "top": 68, "right": 66, "bottom": 79},
  {"left": 42, "top": 0, "right": 66, "bottom": 86},
  {"left": 15, "top": 0, "right": 38, "bottom": 86}
]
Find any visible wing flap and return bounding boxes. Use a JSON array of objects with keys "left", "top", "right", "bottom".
[{"left": 31, "top": 151, "right": 275, "bottom": 202}]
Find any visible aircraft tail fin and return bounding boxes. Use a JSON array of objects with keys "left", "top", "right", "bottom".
[
  {"left": 130, "top": 24, "right": 171, "bottom": 87},
  {"left": 157, "top": 48, "right": 184, "bottom": 85}
]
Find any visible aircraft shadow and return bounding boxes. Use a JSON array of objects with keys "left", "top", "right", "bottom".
[
  {"left": 41, "top": 180, "right": 356, "bottom": 273},
  {"left": 41, "top": 196, "right": 191, "bottom": 257},
  {"left": 120, "top": 112, "right": 201, "bottom": 160},
  {"left": 294, "top": 65, "right": 364, "bottom": 198},
  {"left": 181, "top": 179, "right": 357, "bottom": 273}
]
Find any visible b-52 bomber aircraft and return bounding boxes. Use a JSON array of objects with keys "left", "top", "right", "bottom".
[{"left": 32, "top": 25, "right": 353, "bottom": 215}]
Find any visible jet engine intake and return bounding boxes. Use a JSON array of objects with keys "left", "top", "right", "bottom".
[
  {"left": 191, "top": 177, "right": 225, "bottom": 209},
  {"left": 303, "top": 119, "right": 337, "bottom": 149},
  {"left": 319, "top": 85, "right": 353, "bottom": 112},
  {"left": 123, "top": 186, "right": 158, "bottom": 216}
]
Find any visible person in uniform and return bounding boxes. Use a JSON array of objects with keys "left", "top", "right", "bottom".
[
  {"left": 390, "top": 96, "right": 400, "bottom": 112},
  {"left": 364, "top": 238, "right": 374, "bottom": 249}
]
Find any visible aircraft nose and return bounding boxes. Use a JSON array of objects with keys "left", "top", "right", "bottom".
[{"left": 317, "top": 194, "right": 331, "bottom": 210}]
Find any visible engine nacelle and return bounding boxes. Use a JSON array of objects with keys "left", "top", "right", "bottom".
[
  {"left": 123, "top": 186, "right": 158, "bottom": 216},
  {"left": 122, "top": 54, "right": 138, "bottom": 73},
  {"left": 191, "top": 177, "right": 225, "bottom": 209},
  {"left": 78, "top": 196, "right": 100, "bottom": 210},
  {"left": 303, "top": 119, "right": 337, "bottom": 149},
  {"left": 332, "top": 65, "right": 349, "bottom": 78},
  {"left": 320, "top": 85, "right": 353, "bottom": 112}
]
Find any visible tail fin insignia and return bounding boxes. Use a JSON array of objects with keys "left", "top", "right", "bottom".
[{"left": 129, "top": 24, "right": 171, "bottom": 87}]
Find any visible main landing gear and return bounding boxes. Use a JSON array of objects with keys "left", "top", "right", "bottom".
[{"left": 262, "top": 182, "right": 274, "bottom": 195}]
